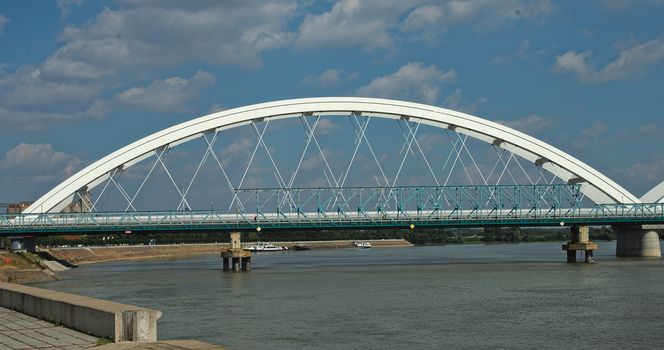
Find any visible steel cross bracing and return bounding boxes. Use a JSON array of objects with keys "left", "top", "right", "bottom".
[
  {"left": 61, "top": 112, "right": 593, "bottom": 216},
  {"left": 239, "top": 184, "right": 585, "bottom": 218},
  {"left": 4, "top": 184, "right": 664, "bottom": 236}
]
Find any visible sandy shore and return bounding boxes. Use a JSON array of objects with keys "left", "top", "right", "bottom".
[
  {"left": 0, "top": 239, "right": 412, "bottom": 283},
  {"left": 42, "top": 239, "right": 413, "bottom": 265}
]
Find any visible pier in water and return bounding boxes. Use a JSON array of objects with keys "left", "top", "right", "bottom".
[{"left": 35, "top": 242, "right": 664, "bottom": 349}]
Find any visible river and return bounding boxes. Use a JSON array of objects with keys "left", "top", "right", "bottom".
[{"left": 34, "top": 242, "right": 664, "bottom": 349}]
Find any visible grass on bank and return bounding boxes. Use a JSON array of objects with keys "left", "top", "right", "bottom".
[{"left": 95, "top": 337, "right": 113, "bottom": 346}]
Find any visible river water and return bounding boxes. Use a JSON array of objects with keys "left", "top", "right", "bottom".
[{"left": 34, "top": 242, "right": 664, "bottom": 349}]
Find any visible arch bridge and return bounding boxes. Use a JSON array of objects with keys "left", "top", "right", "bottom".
[{"left": 1, "top": 97, "right": 662, "bottom": 256}]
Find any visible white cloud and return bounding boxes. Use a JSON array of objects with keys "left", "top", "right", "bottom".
[
  {"left": 568, "top": 121, "right": 610, "bottom": 149},
  {"left": 55, "top": 1, "right": 296, "bottom": 77},
  {"left": 356, "top": 62, "right": 456, "bottom": 104},
  {"left": 630, "top": 122, "right": 664, "bottom": 138},
  {"left": 490, "top": 39, "right": 546, "bottom": 65},
  {"left": 496, "top": 114, "right": 552, "bottom": 135},
  {"left": 300, "top": 155, "right": 323, "bottom": 172},
  {"left": 417, "top": 133, "right": 445, "bottom": 152},
  {"left": 554, "top": 35, "right": 664, "bottom": 83},
  {"left": 220, "top": 138, "right": 255, "bottom": 167},
  {"left": 554, "top": 51, "right": 593, "bottom": 78},
  {"left": 0, "top": 14, "right": 8, "bottom": 35},
  {"left": 297, "top": 0, "right": 414, "bottom": 51},
  {"left": 2, "top": 143, "right": 69, "bottom": 168},
  {"left": 612, "top": 33, "right": 641, "bottom": 51},
  {"left": 612, "top": 156, "right": 664, "bottom": 192},
  {"left": 207, "top": 103, "right": 225, "bottom": 114},
  {"left": 0, "top": 108, "right": 68, "bottom": 131},
  {"left": 41, "top": 47, "right": 113, "bottom": 81},
  {"left": 116, "top": 71, "right": 215, "bottom": 112},
  {"left": 442, "top": 89, "right": 487, "bottom": 113},
  {"left": 1, "top": 2, "right": 299, "bottom": 131},
  {"left": 401, "top": 5, "right": 444, "bottom": 43},
  {"left": 0, "top": 67, "right": 109, "bottom": 130},
  {"left": 314, "top": 119, "right": 338, "bottom": 135},
  {"left": 595, "top": 0, "right": 664, "bottom": 12},
  {"left": 517, "top": 39, "right": 533, "bottom": 57},
  {"left": 1, "top": 67, "right": 99, "bottom": 111},
  {"left": 85, "top": 98, "right": 109, "bottom": 120},
  {"left": 443, "top": 89, "right": 464, "bottom": 109},
  {"left": 402, "top": 1, "right": 555, "bottom": 44},
  {"left": 56, "top": 0, "right": 84, "bottom": 18},
  {"left": 0, "top": 13, "right": 9, "bottom": 35},
  {"left": 302, "top": 69, "right": 357, "bottom": 87},
  {"left": 297, "top": 1, "right": 554, "bottom": 49},
  {"left": 0, "top": 143, "right": 81, "bottom": 183},
  {"left": 581, "top": 121, "right": 608, "bottom": 139}
]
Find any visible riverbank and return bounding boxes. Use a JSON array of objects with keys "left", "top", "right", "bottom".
[
  {"left": 42, "top": 239, "right": 412, "bottom": 265},
  {"left": 0, "top": 252, "right": 59, "bottom": 283},
  {"left": 0, "top": 239, "right": 411, "bottom": 283}
]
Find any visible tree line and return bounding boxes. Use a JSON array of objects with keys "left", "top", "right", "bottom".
[{"left": 26, "top": 225, "right": 631, "bottom": 247}]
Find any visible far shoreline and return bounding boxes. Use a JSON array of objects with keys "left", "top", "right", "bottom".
[
  {"left": 4, "top": 240, "right": 405, "bottom": 283},
  {"left": 39, "top": 239, "right": 414, "bottom": 266}
]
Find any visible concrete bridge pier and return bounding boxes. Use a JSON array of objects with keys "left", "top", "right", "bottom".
[
  {"left": 221, "top": 254, "right": 251, "bottom": 272},
  {"left": 241, "top": 257, "right": 251, "bottom": 271},
  {"left": 562, "top": 226, "right": 597, "bottom": 263},
  {"left": 232, "top": 257, "right": 240, "bottom": 272},
  {"left": 614, "top": 225, "right": 661, "bottom": 258},
  {"left": 220, "top": 232, "right": 251, "bottom": 272}
]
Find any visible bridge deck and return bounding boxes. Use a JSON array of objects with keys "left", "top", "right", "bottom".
[{"left": 2, "top": 204, "right": 664, "bottom": 235}]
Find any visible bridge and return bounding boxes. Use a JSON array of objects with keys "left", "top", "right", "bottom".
[{"left": 2, "top": 97, "right": 663, "bottom": 257}]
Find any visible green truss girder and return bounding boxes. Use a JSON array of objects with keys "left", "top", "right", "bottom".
[{"left": 2, "top": 185, "right": 664, "bottom": 236}]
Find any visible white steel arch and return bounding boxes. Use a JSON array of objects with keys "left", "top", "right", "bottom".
[
  {"left": 24, "top": 97, "right": 639, "bottom": 213},
  {"left": 641, "top": 181, "right": 664, "bottom": 203}
]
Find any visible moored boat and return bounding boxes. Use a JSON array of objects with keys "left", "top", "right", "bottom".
[
  {"left": 353, "top": 241, "right": 372, "bottom": 248},
  {"left": 243, "top": 242, "right": 288, "bottom": 252}
]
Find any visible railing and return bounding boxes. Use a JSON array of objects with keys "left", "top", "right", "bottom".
[
  {"left": 233, "top": 184, "right": 585, "bottom": 217},
  {"left": 2, "top": 185, "right": 664, "bottom": 235}
]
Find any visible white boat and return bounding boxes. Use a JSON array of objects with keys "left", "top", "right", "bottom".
[
  {"left": 353, "top": 241, "right": 372, "bottom": 248},
  {"left": 243, "top": 242, "right": 288, "bottom": 252}
]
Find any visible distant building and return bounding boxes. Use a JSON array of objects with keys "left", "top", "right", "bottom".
[
  {"left": 61, "top": 191, "right": 93, "bottom": 213},
  {"left": 6, "top": 201, "right": 33, "bottom": 218}
]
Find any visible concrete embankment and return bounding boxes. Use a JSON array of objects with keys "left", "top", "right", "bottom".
[
  {"left": 42, "top": 243, "right": 230, "bottom": 265},
  {"left": 0, "top": 283, "right": 229, "bottom": 348},
  {"left": 0, "top": 252, "right": 59, "bottom": 284},
  {"left": 0, "top": 281, "right": 161, "bottom": 342},
  {"left": 43, "top": 239, "right": 412, "bottom": 265}
]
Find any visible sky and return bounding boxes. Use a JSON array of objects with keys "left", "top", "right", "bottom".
[{"left": 0, "top": 0, "right": 663, "bottom": 209}]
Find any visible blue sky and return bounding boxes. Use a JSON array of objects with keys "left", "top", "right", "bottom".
[{"left": 0, "top": 0, "right": 663, "bottom": 208}]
